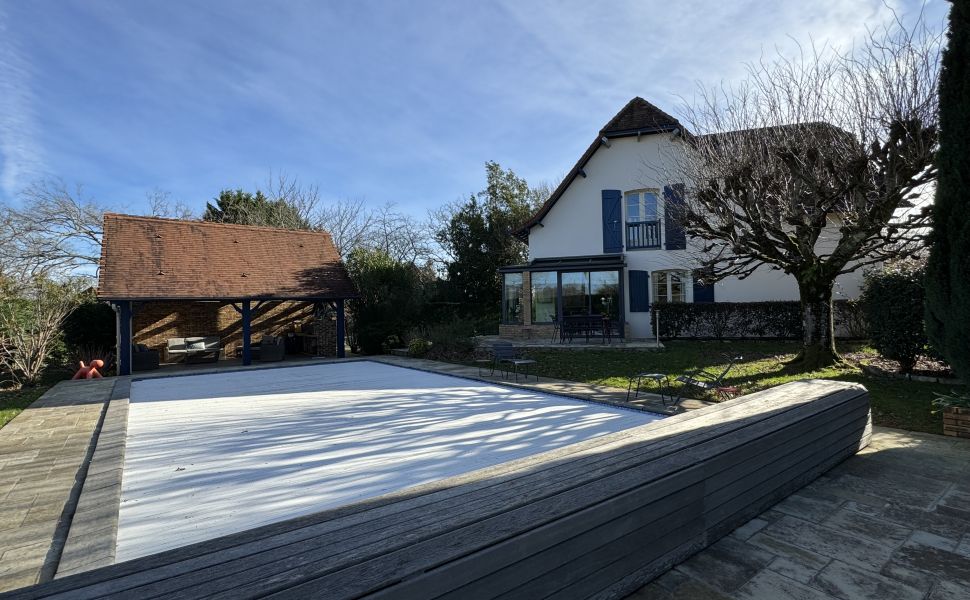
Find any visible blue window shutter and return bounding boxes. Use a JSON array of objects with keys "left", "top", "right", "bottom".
[
  {"left": 692, "top": 270, "right": 715, "bottom": 303},
  {"left": 629, "top": 270, "right": 650, "bottom": 312},
  {"left": 601, "top": 190, "right": 623, "bottom": 253},
  {"left": 664, "top": 184, "right": 686, "bottom": 250}
]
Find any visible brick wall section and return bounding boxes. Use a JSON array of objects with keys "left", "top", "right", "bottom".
[
  {"left": 498, "top": 324, "right": 557, "bottom": 341},
  {"left": 133, "top": 300, "right": 337, "bottom": 359}
]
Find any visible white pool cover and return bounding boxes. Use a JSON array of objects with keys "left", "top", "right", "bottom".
[{"left": 117, "top": 361, "right": 662, "bottom": 560}]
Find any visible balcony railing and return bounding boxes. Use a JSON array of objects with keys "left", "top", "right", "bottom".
[{"left": 626, "top": 220, "right": 661, "bottom": 249}]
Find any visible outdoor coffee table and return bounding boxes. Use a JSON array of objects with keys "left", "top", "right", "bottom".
[{"left": 627, "top": 372, "right": 671, "bottom": 404}]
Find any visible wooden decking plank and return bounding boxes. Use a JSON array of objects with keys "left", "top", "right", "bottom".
[{"left": 438, "top": 493, "right": 705, "bottom": 600}]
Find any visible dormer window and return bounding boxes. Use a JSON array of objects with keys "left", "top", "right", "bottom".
[{"left": 625, "top": 190, "right": 661, "bottom": 249}]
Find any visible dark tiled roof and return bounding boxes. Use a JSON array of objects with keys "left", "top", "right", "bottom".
[
  {"left": 97, "top": 214, "right": 357, "bottom": 300},
  {"left": 515, "top": 97, "right": 682, "bottom": 240},
  {"left": 601, "top": 97, "right": 682, "bottom": 135}
]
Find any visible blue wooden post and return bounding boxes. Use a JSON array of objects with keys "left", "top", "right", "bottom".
[
  {"left": 241, "top": 300, "right": 252, "bottom": 366},
  {"left": 335, "top": 298, "right": 346, "bottom": 358},
  {"left": 117, "top": 301, "right": 132, "bottom": 376}
]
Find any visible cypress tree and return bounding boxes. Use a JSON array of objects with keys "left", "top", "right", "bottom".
[{"left": 926, "top": 1, "right": 970, "bottom": 381}]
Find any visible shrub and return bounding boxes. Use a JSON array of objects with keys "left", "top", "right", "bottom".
[
  {"left": 0, "top": 277, "right": 86, "bottom": 386},
  {"left": 424, "top": 319, "right": 477, "bottom": 360},
  {"left": 652, "top": 301, "right": 802, "bottom": 339},
  {"left": 838, "top": 299, "right": 868, "bottom": 339},
  {"left": 650, "top": 300, "right": 866, "bottom": 341},
  {"left": 62, "top": 294, "right": 116, "bottom": 351},
  {"left": 861, "top": 261, "right": 927, "bottom": 373},
  {"left": 345, "top": 248, "right": 434, "bottom": 354},
  {"left": 407, "top": 337, "right": 431, "bottom": 357}
]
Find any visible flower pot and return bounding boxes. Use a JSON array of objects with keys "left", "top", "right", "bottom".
[{"left": 942, "top": 406, "right": 970, "bottom": 438}]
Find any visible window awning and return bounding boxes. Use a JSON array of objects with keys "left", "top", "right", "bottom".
[{"left": 499, "top": 254, "right": 625, "bottom": 273}]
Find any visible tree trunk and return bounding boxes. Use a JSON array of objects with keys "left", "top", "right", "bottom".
[{"left": 797, "top": 278, "right": 839, "bottom": 369}]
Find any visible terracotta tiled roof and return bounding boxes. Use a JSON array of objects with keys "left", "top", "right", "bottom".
[
  {"left": 515, "top": 97, "right": 682, "bottom": 240},
  {"left": 97, "top": 213, "right": 357, "bottom": 300}
]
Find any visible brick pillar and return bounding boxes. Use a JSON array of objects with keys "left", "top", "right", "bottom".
[{"left": 315, "top": 303, "right": 338, "bottom": 357}]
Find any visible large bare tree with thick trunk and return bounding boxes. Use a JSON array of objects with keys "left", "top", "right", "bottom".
[{"left": 669, "top": 17, "right": 942, "bottom": 368}]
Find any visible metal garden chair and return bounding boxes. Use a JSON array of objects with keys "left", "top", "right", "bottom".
[
  {"left": 489, "top": 341, "right": 539, "bottom": 382},
  {"left": 670, "top": 355, "right": 744, "bottom": 404}
]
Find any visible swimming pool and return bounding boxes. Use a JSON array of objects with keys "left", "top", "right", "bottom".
[{"left": 117, "top": 360, "right": 663, "bottom": 560}]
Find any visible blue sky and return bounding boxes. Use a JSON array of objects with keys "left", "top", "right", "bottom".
[{"left": 0, "top": 0, "right": 948, "bottom": 217}]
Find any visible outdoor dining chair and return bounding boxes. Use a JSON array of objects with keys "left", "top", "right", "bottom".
[{"left": 488, "top": 341, "right": 539, "bottom": 382}]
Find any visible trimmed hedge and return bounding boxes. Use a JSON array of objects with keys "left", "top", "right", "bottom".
[
  {"left": 862, "top": 263, "right": 926, "bottom": 373},
  {"left": 651, "top": 300, "right": 865, "bottom": 340}
]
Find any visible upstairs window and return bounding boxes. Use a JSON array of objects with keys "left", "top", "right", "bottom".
[
  {"left": 625, "top": 190, "right": 659, "bottom": 223},
  {"left": 626, "top": 190, "right": 662, "bottom": 249}
]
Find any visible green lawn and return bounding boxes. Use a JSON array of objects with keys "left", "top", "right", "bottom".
[
  {"left": 523, "top": 340, "right": 961, "bottom": 435},
  {"left": 0, "top": 384, "right": 51, "bottom": 429}
]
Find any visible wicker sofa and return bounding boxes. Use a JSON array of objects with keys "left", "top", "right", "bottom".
[{"left": 166, "top": 336, "right": 222, "bottom": 363}]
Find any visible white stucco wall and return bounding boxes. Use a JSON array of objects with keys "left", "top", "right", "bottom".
[{"left": 525, "top": 134, "right": 865, "bottom": 339}]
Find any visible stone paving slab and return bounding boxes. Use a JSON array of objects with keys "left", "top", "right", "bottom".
[
  {"left": 0, "top": 379, "right": 114, "bottom": 592},
  {"left": 627, "top": 427, "right": 970, "bottom": 600}
]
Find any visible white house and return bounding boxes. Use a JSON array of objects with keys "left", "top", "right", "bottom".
[{"left": 499, "top": 97, "right": 865, "bottom": 341}]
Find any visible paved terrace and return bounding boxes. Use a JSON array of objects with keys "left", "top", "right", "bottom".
[
  {"left": 0, "top": 357, "right": 967, "bottom": 599},
  {"left": 630, "top": 428, "right": 970, "bottom": 600}
]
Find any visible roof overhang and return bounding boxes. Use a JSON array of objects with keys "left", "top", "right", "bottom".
[{"left": 499, "top": 254, "right": 625, "bottom": 273}]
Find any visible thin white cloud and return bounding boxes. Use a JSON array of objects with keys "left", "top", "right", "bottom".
[{"left": 0, "top": 5, "right": 44, "bottom": 199}]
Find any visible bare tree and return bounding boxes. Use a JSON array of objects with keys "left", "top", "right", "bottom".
[
  {"left": 0, "top": 179, "right": 106, "bottom": 280},
  {"left": 667, "top": 16, "right": 942, "bottom": 367},
  {"left": 313, "top": 196, "right": 374, "bottom": 257},
  {"left": 369, "top": 203, "right": 438, "bottom": 265},
  {"left": 147, "top": 188, "right": 194, "bottom": 220},
  {"left": 260, "top": 171, "right": 320, "bottom": 227},
  {"left": 0, "top": 277, "right": 86, "bottom": 386}
]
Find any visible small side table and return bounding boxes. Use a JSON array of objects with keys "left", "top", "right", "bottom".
[{"left": 627, "top": 373, "right": 670, "bottom": 403}]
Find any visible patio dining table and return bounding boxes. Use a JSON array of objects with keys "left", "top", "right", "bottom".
[{"left": 560, "top": 315, "right": 617, "bottom": 344}]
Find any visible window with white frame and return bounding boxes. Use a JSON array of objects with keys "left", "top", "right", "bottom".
[
  {"left": 625, "top": 190, "right": 661, "bottom": 249},
  {"left": 652, "top": 270, "right": 689, "bottom": 303},
  {"left": 625, "top": 190, "right": 659, "bottom": 222}
]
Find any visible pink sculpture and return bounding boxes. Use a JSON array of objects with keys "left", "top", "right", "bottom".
[{"left": 72, "top": 359, "right": 104, "bottom": 380}]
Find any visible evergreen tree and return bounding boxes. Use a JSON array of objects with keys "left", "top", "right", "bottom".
[
  {"left": 435, "top": 162, "right": 543, "bottom": 317},
  {"left": 926, "top": 1, "right": 970, "bottom": 381},
  {"left": 203, "top": 189, "right": 310, "bottom": 229}
]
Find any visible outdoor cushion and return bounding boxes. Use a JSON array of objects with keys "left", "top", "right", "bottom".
[{"left": 186, "top": 338, "right": 206, "bottom": 350}]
